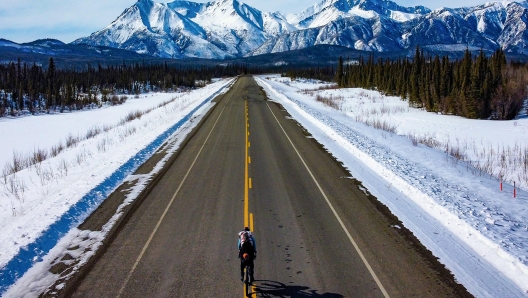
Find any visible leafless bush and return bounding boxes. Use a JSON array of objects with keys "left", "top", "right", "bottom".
[
  {"left": 379, "top": 105, "right": 390, "bottom": 115},
  {"left": 65, "top": 133, "right": 81, "bottom": 148},
  {"left": 315, "top": 94, "right": 344, "bottom": 110},
  {"left": 407, "top": 133, "right": 440, "bottom": 148},
  {"left": 75, "top": 150, "right": 86, "bottom": 166},
  {"left": 97, "top": 139, "right": 108, "bottom": 153},
  {"left": 57, "top": 158, "right": 69, "bottom": 177},
  {"left": 30, "top": 147, "right": 48, "bottom": 165},
  {"left": 6, "top": 175, "right": 27, "bottom": 204},
  {"left": 97, "top": 137, "right": 114, "bottom": 153},
  {"left": 50, "top": 142, "right": 65, "bottom": 157},
  {"left": 38, "top": 167, "right": 55, "bottom": 186},
  {"left": 363, "top": 118, "right": 398, "bottom": 133},
  {"left": 110, "top": 95, "right": 120, "bottom": 105},
  {"left": 1, "top": 166, "right": 10, "bottom": 185},
  {"left": 102, "top": 124, "right": 114, "bottom": 133},
  {"left": 299, "top": 89, "right": 316, "bottom": 96},
  {"left": 118, "top": 126, "right": 137, "bottom": 141},
  {"left": 85, "top": 126, "right": 102, "bottom": 139},
  {"left": 4, "top": 151, "right": 27, "bottom": 175},
  {"left": 318, "top": 84, "right": 339, "bottom": 90},
  {"left": 123, "top": 110, "right": 144, "bottom": 123},
  {"left": 408, "top": 134, "right": 419, "bottom": 146}
]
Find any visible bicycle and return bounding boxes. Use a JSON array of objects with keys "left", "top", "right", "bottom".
[{"left": 244, "top": 263, "right": 252, "bottom": 297}]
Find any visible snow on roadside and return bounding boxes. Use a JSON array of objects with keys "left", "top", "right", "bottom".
[
  {"left": 255, "top": 75, "right": 528, "bottom": 297},
  {"left": 0, "top": 78, "right": 234, "bottom": 295}
]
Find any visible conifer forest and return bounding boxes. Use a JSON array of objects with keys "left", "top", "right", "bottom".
[
  {"left": 332, "top": 48, "right": 528, "bottom": 120},
  {"left": 285, "top": 48, "right": 528, "bottom": 120},
  {"left": 0, "top": 58, "right": 254, "bottom": 117}
]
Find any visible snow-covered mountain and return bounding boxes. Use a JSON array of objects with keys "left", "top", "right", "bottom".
[
  {"left": 73, "top": 0, "right": 294, "bottom": 58},
  {"left": 73, "top": 0, "right": 528, "bottom": 58}
]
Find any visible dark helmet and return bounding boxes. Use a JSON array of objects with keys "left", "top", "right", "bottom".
[{"left": 244, "top": 227, "right": 250, "bottom": 231}]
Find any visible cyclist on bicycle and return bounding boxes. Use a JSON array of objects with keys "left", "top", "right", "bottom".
[{"left": 238, "top": 227, "right": 256, "bottom": 283}]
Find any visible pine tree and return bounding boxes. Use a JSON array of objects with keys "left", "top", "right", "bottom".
[{"left": 335, "top": 56, "right": 344, "bottom": 87}]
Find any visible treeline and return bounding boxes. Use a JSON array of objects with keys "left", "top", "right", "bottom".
[
  {"left": 284, "top": 66, "right": 335, "bottom": 83},
  {"left": 0, "top": 58, "right": 253, "bottom": 117},
  {"left": 335, "top": 47, "right": 528, "bottom": 120}
]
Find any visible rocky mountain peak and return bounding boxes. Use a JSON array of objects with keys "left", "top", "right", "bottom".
[{"left": 73, "top": 0, "right": 528, "bottom": 59}]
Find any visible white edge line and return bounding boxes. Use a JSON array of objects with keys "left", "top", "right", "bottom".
[
  {"left": 117, "top": 84, "right": 235, "bottom": 297},
  {"left": 265, "top": 101, "right": 391, "bottom": 298}
]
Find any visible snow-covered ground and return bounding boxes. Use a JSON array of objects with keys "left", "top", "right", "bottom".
[{"left": 1, "top": 74, "right": 527, "bottom": 297}]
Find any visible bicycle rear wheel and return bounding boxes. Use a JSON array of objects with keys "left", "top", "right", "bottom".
[{"left": 244, "top": 265, "right": 251, "bottom": 297}]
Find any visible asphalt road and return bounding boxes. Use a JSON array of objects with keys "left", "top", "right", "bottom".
[{"left": 70, "top": 76, "right": 470, "bottom": 298}]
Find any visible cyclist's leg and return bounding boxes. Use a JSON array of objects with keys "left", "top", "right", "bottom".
[
  {"left": 240, "top": 260, "right": 245, "bottom": 281},
  {"left": 249, "top": 259, "right": 255, "bottom": 282}
]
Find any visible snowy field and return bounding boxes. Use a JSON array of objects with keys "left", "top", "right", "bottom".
[
  {"left": 255, "top": 75, "right": 528, "bottom": 297},
  {"left": 1, "top": 74, "right": 527, "bottom": 297}
]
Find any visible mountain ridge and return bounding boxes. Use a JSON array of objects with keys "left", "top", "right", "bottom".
[{"left": 67, "top": 0, "right": 528, "bottom": 58}]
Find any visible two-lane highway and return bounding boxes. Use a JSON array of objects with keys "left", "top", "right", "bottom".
[{"left": 70, "top": 76, "right": 470, "bottom": 297}]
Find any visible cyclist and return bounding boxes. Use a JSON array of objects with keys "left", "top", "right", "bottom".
[{"left": 238, "top": 227, "right": 256, "bottom": 283}]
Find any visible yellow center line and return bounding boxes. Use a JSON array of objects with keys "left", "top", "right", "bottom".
[
  {"left": 244, "top": 100, "right": 249, "bottom": 227},
  {"left": 244, "top": 100, "right": 257, "bottom": 297},
  {"left": 249, "top": 212, "right": 256, "bottom": 295}
]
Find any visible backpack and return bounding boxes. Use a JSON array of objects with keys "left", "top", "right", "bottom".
[{"left": 239, "top": 231, "right": 254, "bottom": 253}]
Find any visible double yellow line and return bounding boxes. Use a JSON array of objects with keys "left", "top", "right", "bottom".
[
  {"left": 244, "top": 100, "right": 254, "bottom": 230},
  {"left": 243, "top": 100, "right": 255, "bottom": 297}
]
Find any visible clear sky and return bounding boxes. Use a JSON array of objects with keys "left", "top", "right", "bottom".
[{"left": 0, "top": 0, "right": 492, "bottom": 44}]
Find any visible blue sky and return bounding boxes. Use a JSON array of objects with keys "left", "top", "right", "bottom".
[{"left": 0, "top": 0, "right": 492, "bottom": 43}]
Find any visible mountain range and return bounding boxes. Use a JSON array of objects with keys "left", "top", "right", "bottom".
[{"left": 69, "top": 0, "right": 528, "bottom": 59}]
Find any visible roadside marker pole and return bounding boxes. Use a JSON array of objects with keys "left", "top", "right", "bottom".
[{"left": 514, "top": 181, "right": 517, "bottom": 198}]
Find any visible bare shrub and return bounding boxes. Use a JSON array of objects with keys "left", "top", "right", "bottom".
[
  {"left": 65, "top": 133, "right": 81, "bottom": 148},
  {"left": 407, "top": 133, "right": 440, "bottom": 148},
  {"left": 102, "top": 124, "right": 114, "bottom": 133},
  {"left": 408, "top": 134, "right": 419, "bottom": 146},
  {"left": 124, "top": 110, "right": 144, "bottom": 123},
  {"left": 118, "top": 126, "right": 138, "bottom": 141},
  {"left": 50, "top": 142, "right": 64, "bottom": 157},
  {"left": 363, "top": 118, "right": 398, "bottom": 133},
  {"left": 39, "top": 167, "right": 55, "bottom": 186},
  {"left": 110, "top": 95, "right": 120, "bottom": 105},
  {"left": 97, "top": 139, "right": 108, "bottom": 153},
  {"left": 6, "top": 175, "right": 27, "bottom": 204},
  {"left": 97, "top": 137, "right": 114, "bottom": 153},
  {"left": 75, "top": 151, "right": 86, "bottom": 166},
  {"left": 315, "top": 94, "right": 344, "bottom": 110},
  {"left": 57, "top": 158, "right": 69, "bottom": 177},
  {"left": 1, "top": 166, "right": 10, "bottom": 185},
  {"left": 30, "top": 148, "right": 48, "bottom": 165},
  {"left": 6, "top": 151, "right": 27, "bottom": 174},
  {"left": 449, "top": 145, "right": 464, "bottom": 161},
  {"left": 85, "top": 126, "right": 102, "bottom": 139}
]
